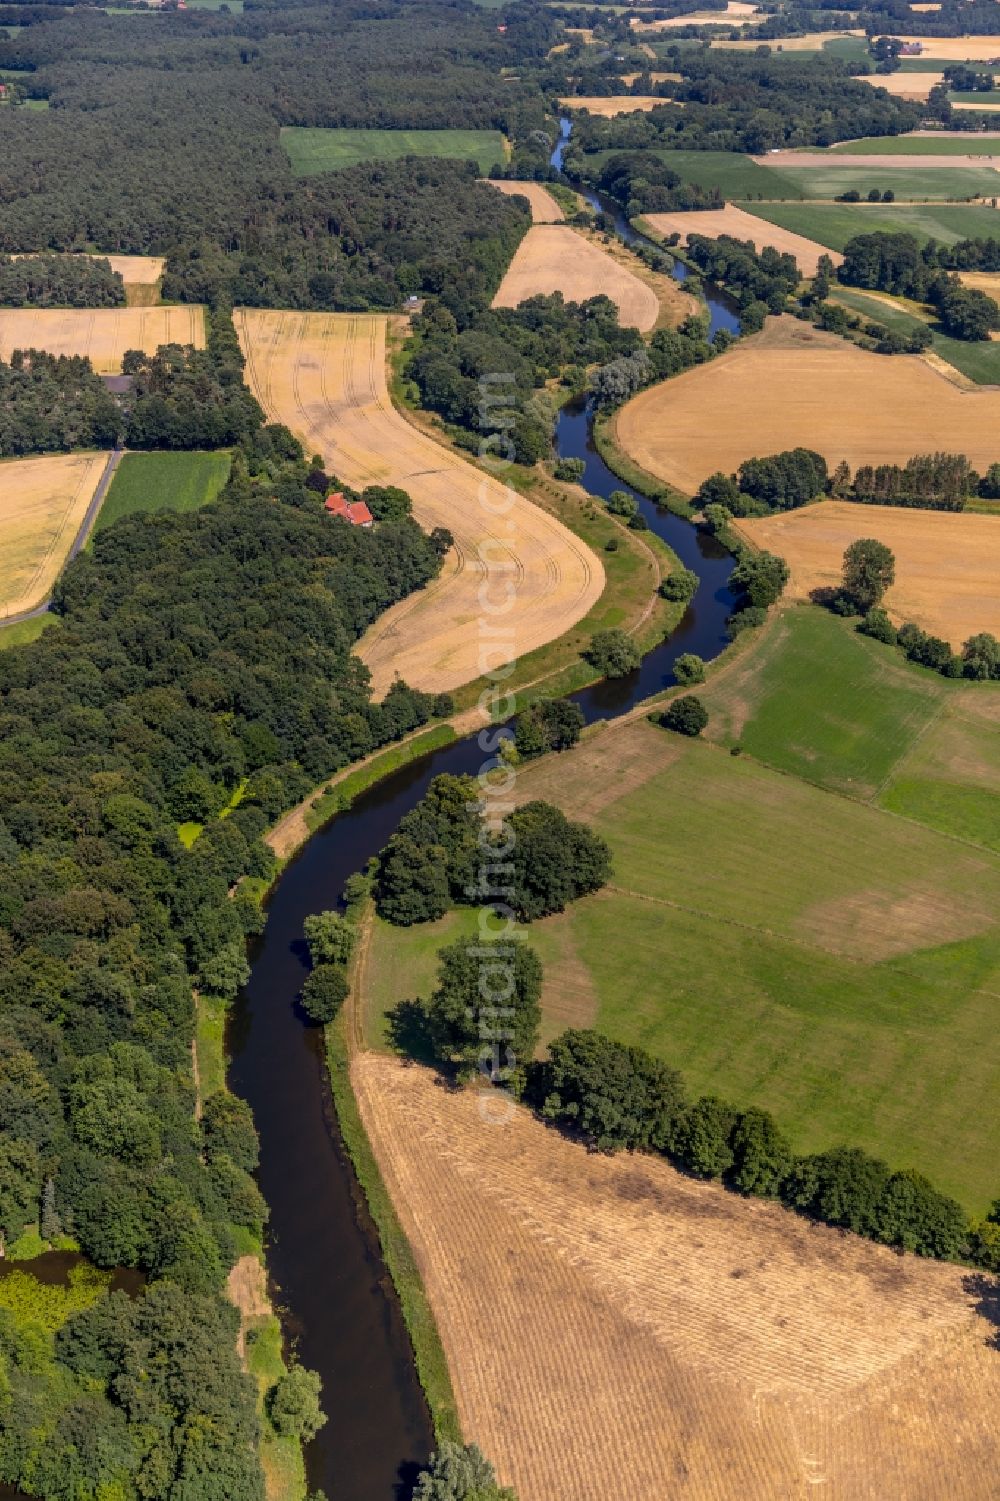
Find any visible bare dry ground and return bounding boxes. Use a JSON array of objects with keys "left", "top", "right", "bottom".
[
  {"left": 0, "top": 452, "right": 109, "bottom": 618},
  {"left": 960, "top": 269, "right": 1000, "bottom": 295},
  {"left": 235, "top": 309, "right": 604, "bottom": 694},
  {"left": 0, "top": 305, "right": 204, "bottom": 372},
  {"left": 859, "top": 71, "right": 945, "bottom": 99},
  {"left": 492, "top": 225, "right": 659, "bottom": 331},
  {"left": 485, "top": 180, "right": 565, "bottom": 222},
  {"left": 890, "top": 34, "right": 1000, "bottom": 58},
  {"left": 734, "top": 500, "right": 1000, "bottom": 642},
  {"left": 752, "top": 148, "right": 998, "bottom": 169},
  {"left": 614, "top": 320, "right": 1000, "bottom": 494},
  {"left": 619, "top": 70, "right": 683, "bottom": 84},
  {"left": 953, "top": 99, "right": 1000, "bottom": 112},
  {"left": 633, "top": 1, "right": 763, "bottom": 27},
  {"left": 557, "top": 94, "right": 673, "bottom": 115},
  {"left": 353, "top": 1052, "right": 1000, "bottom": 1501},
  {"left": 644, "top": 205, "right": 841, "bottom": 277}
]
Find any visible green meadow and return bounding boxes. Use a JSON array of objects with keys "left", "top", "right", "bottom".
[
  {"left": 95, "top": 450, "right": 231, "bottom": 535},
  {"left": 771, "top": 162, "right": 1000, "bottom": 200},
  {"left": 281, "top": 127, "right": 508, "bottom": 176},
  {"left": 741, "top": 199, "right": 1000, "bottom": 250},
  {"left": 830, "top": 134, "right": 1000, "bottom": 154},
  {"left": 832, "top": 285, "right": 1000, "bottom": 385}
]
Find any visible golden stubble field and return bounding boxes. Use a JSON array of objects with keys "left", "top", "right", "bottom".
[
  {"left": 557, "top": 94, "right": 674, "bottom": 115},
  {"left": 859, "top": 71, "right": 945, "bottom": 100},
  {"left": 0, "top": 452, "right": 110, "bottom": 617},
  {"left": 734, "top": 500, "right": 1000, "bottom": 643},
  {"left": 644, "top": 205, "right": 841, "bottom": 278},
  {"left": 486, "top": 180, "right": 565, "bottom": 222},
  {"left": 492, "top": 225, "right": 659, "bottom": 331},
  {"left": 353, "top": 1052, "right": 1000, "bottom": 1501},
  {"left": 0, "top": 306, "right": 204, "bottom": 372},
  {"left": 235, "top": 309, "right": 604, "bottom": 694},
  {"left": 614, "top": 322, "right": 1000, "bottom": 492}
]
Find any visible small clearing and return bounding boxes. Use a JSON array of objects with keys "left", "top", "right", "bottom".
[
  {"left": 557, "top": 95, "right": 673, "bottom": 115},
  {"left": 353, "top": 1052, "right": 1000, "bottom": 1501},
  {"left": 613, "top": 319, "right": 1000, "bottom": 494},
  {"left": 0, "top": 451, "right": 110, "bottom": 618},
  {"left": 0, "top": 305, "right": 204, "bottom": 373},
  {"left": 733, "top": 500, "right": 1000, "bottom": 644},
  {"left": 492, "top": 225, "right": 658, "bottom": 331},
  {"left": 644, "top": 204, "right": 840, "bottom": 277},
  {"left": 485, "top": 180, "right": 565, "bottom": 222}
]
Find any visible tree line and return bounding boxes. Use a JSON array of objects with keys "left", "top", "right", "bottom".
[
  {"left": 526, "top": 1028, "right": 1000, "bottom": 1266},
  {"left": 0, "top": 445, "right": 448, "bottom": 1498},
  {"left": 0, "top": 251, "right": 124, "bottom": 307},
  {"left": 839, "top": 231, "right": 1000, "bottom": 342},
  {"left": 698, "top": 448, "right": 994, "bottom": 516}
]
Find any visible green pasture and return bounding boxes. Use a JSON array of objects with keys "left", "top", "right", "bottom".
[
  {"left": 830, "top": 133, "right": 1000, "bottom": 154},
  {"left": 584, "top": 147, "right": 807, "bottom": 199},
  {"left": 832, "top": 285, "right": 1000, "bottom": 384},
  {"left": 281, "top": 127, "right": 508, "bottom": 177},
  {"left": 950, "top": 90, "right": 1000, "bottom": 105},
  {"left": 879, "top": 689, "right": 1000, "bottom": 851},
  {"left": 0, "top": 614, "right": 57, "bottom": 651},
  {"left": 768, "top": 162, "right": 1000, "bottom": 200},
  {"left": 94, "top": 450, "right": 230, "bottom": 535},
  {"left": 740, "top": 198, "right": 1000, "bottom": 249}
]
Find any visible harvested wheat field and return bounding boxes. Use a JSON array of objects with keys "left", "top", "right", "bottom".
[
  {"left": 713, "top": 27, "right": 863, "bottom": 48},
  {"left": 235, "top": 309, "right": 603, "bottom": 694},
  {"left": 733, "top": 501, "right": 1000, "bottom": 643},
  {"left": 952, "top": 99, "right": 1000, "bottom": 112},
  {"left": 0, "top": 305, "right": 204, "bottom": 372},
  {"left": 619, "top": 70, "right": 683, "bottom": 85},
  {"left": 644, "top": 205, "right": 841, "bottom": 277},
  {"left": 0, "top": 452, "right": 109, "bottom": 618},
  {"left": 614, "top": 321, "right": 1000, "bottom": 493},
  {"left": 890, "top": 35, "right": 1000, "bottom": 59},
  {"left": 633, "top": 2, "right": 763, "bottom": 27},
  {"left": 558, "top": 95, "right": 673, "bottom": 115},
  {"left": 485, "top": 180, "right": 565, "bottom": 222},
  {"left": 493, "top": 225, "right": 658, "bottom": 331},
  {"left": 860, "top": 71, "right": 946, "bottom": 99},
  {"left": 959, "top": 269, "right": 1000, "bottom": 295},
  {"left": 353, "top": 1053, "right": 1000, "bottom": 1501}
]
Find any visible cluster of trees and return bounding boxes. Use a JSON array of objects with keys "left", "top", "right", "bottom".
[
  {"left": 592, "top": 152, "right": 724, "bottom": 215},
  {"left": 0, "top": 448, "right": 449, "bottom": 1494},
  {"left": 414, "top": 1442, "right": 517, "bottom": 1500},
  {"left": 591, "top": 313, "right": 717, "bottom": 409},
  {"left": 850, "top": 452, "right": 974, "bottom": 510},
  {"left": 562, "top": 51, "right": 920, "bottom": 159},
  {"left": 839, "top": 232, "right": 1000, "bottom": 341},
  {"left": 684, "top": 233, "right": 799, "bottom": 333},
  {"left": 122, "top": 309, "right": 264, "bottom": 450},
  {"left": 513, "top": 697, "right": 584, "bottom": 759},
  {"left": 408, "top": 293, "right": 641, "bottom": 462},
  {"left": 528, "top": 1029, "right": 989, "bottom": 1263},
  {"left": 0, "top": 250, "right": 124, "bottom": 306},
  {"left": 698, "top": 448, "right": 828, "bottom": 516},
  {"left": 0, "top": 346, "right": 120, "bottom": 455},
  {"left": 0, "top": 2, "right": 537, "bottom": 318},
  {"left": 373, "top": 775, "right": 611, "bottom": 926}
]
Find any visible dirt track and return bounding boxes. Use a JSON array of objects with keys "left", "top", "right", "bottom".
[
  {"left": 734, "top": 500, "right": 1000, "bottom": 643},
  {"left": 353, "top": 1052, "right": 1000, "bottom": 1501},
  {"left": 235, "top": 309, "right": 604, "bottom": 695},
  {"left": 492, "top": 225, "right": 659, "bottom": 331},
  {"left": 644, "top": 205, "right": 841, "bottom": 277}
]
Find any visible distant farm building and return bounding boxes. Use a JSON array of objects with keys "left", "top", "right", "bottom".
[
  {"left": 899, "top": 41, "right": 924, "bottom": 55},
  {"left": 325, "top": 491, "right": 373, "bottom": 527}
]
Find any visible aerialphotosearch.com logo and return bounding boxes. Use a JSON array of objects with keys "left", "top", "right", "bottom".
[{"left": 469, "top": 371, "right": 523, "bottom": 1125}]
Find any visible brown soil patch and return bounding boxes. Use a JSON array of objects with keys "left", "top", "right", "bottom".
[
  {"left": 795, "top": 883, "right": 993, "bottom": 960},
  {"left": 227, "top": 1253, "right": 271, "bottom": 1364},
  {"left": 235, "top": 309, "right": 604, "bottom": 695},
  {"left": 613, "top": 325, "right": 1000, "bottom": 495},
  {"left": 0, "top": 452, "right": 110, "bottom": 618},
  {"left": 733, "top": 500, "right": 1000, "bottom": 644},
  {"left": 558, "top": 95, "right": 674, "bottom": 115},
  {"left": 859, "top": 71, "right": 945, "bottom": 100},
  {"left": 352, "top": 1052, "right": 1000, "bottom": 1501},
  {"left": 493, "top": 225, "right": 659, "bottom": 331},
  {"left": 511, "top": 716, "right": 682, "bottom": 817},
  {"left": 0, "top": 305, "right": 204, "bottom": 373},
  {"left": 486, "top": 180, "right": 565, "bottom": 222},
  {"left": 645, "top": 205, "right": 841, "bottom": 278}
]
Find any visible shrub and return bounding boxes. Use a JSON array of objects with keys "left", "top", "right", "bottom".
[
  {"left": 586, "top": 628, "right": 640, "bottom": 678},
  {"left": 554, "top": 457, "right": 585, "bottom": 483},
  {"left": 660, "top": 695, "right": 709, "bottom": 736},
  {"left": 424, "top": 937, "right": 542, "bottom": 1078},
  {"left": 858, "top": 607, "right": 897, "bottom": 645},
  {"left": 673, "top": 653, "right": 705, "bottom": 685},
  {"left": 607, "top": 488, "right": 639, "bottom": 521},
  {"left": 268, "top": 1366, "right": 326, "bottom": 1442},
  {"left": 513, "top": 698, "right": 584, "bottom": 759},
  {"left": 660, "top": 566, "right": 698, "bottom": 602},
  {"left": 300, "top": 963, "right": 350, "bottom": 1024}
]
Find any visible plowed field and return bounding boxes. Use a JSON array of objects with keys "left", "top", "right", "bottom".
[
  {"left": 492, "top": 225, "right": 659, "bottom": 330},
  {"left": 353, "top": 1052, "right": 1000, "bottom": 1501},
  {"left": 644, "top": 205, "right": 840, "bottom": 277},
  {"left": 0, "top": 452, "right": 109, "bottom": 617},
  {"left": 235, "top": 309, "right": 603, "bottom": 694},
  {"left": 0, "top": 305, "right": 204, "bottom": 372},
  {"left": 613, "top": 323, "right": 1000, "bottom": 492},
  {"left": 733, "top": 500, "right": 1000, "bottom": 643}
]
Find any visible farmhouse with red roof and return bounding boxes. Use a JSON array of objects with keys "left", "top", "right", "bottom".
[{"left": 325, "top": 491, "right": 373, "bottom": 528}]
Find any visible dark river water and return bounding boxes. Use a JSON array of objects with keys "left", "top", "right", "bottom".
[{"left": 5, "top": 125, "right": 742, "bottom": 1501}]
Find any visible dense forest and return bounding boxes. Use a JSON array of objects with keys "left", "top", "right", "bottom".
[
  {"left": 0, "top": 1, "right": 538, "bottom": 314},
  {"left": 0, "top": 449, "right": 448, "bottom": 1497},
  {"left": 0, "top": 252, "right": 124, "bottom": 307},
  {"left": 0, "top": 347, "right": 120, "bottom": 454}
]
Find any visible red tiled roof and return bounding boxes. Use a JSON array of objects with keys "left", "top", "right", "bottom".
[
  {"left": 348, "top": 500, "right": 373, "bottom": 526},
  {"left": 325, "top": 492, "right": 373, "bottom": 525}
]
